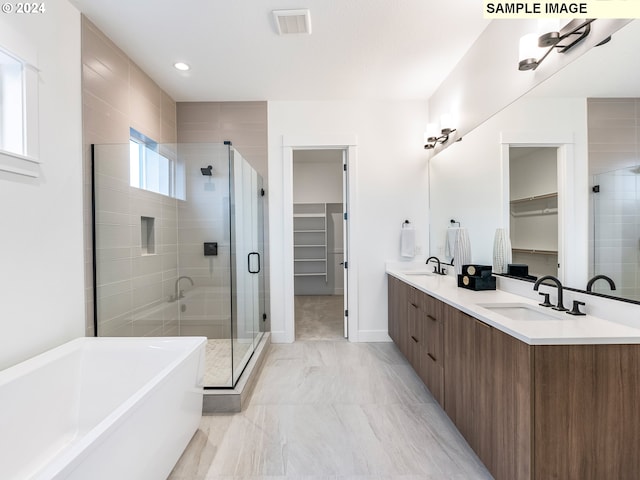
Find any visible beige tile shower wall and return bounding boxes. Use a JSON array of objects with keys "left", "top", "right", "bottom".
[
  {"left": 176, "top": 102, "right": 267, "bottom": 181},
  {"left": 588, "top": 98, "right": 640, "bottom": 176},
  {"left": 94, "top": 144, "right": 180, "bottom": 336},
  {"left": 176, "top": 102, "right": 270, "bottom": 332},
  {"left": 81, "top": 16, "right": 177, "bottom": 335}
]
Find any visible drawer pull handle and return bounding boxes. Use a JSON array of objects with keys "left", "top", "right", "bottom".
[
  {"left": 411, "top": 335, "right": 419, "bottom": 343},
  {"left": 428, "top": 352, "right": 437, "bottom": 362},
  {"left": 427, "top": 314, "right": 437, "bottom": 322},
  {"left": 410, "top": 303, "right": 418, "bottom": 309}
]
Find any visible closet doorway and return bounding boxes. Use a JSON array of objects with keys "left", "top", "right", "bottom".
[{"left": 293, "top": 149, "right": 347, "bottom": 340}]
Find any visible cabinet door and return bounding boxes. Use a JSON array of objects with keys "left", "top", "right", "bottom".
[
  {"left": 473, "top": 317, "right": 494, "bottom": 473},
  {"left": 533, "top": 344, "right": 640, "bottom": 480},
  {"left": 493, "top": 329, "right": 532, "bottom": 480},
  {"left": 387, "top": 276, "right": 412, "bottom": 358},
  {"left": 418, "top": 292, "right": 444, "bottom": 406},
  {"left": 407, "top": 287, "right": 422, "bottom": 370},
  {"left": 443, "top": 306, "right": 475, "bottom": 441},
  {"left": 387, "top": 275, "right": 401, "bottom": 344}
]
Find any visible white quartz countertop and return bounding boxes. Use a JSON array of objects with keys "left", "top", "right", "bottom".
[{"left": 387, "top": 267, "right": 640, "bottom": 345}]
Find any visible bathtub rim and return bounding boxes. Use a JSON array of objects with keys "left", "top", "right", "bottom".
[{"left": 0, "top": 336, "right": 206, "bottom": 480}]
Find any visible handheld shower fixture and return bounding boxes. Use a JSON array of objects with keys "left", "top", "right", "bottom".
[{"left": 200, "top": 165, "right": 213, "bottom": 176}]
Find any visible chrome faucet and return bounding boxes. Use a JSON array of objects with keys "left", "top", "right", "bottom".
[
  {"left": 586, "top": 274, "right": 616, "bottom": 292},
  {"left": 171, "top": 276, "right": 194, "bottom": 302},
  {"left": 533, "top": 275, "right": 567, "bottom": 311},
  {"left": 426, "top": 256, "right": 447, "bottom": 275}
]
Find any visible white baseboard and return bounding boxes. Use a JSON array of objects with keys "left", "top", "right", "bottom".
[{"left": 355, "top": 330, "right": 392, "bottom": 343}]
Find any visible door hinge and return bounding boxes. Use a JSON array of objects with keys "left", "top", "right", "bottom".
[
  {"left": 260, "top": 188, "right": 265, "bottom": 197},
  {"left": 262, "top": 313, "right": 267, "bottom": 321},
  {"left": 592, "top": 185, "right": 600, "bottom": 193},
  {"left": 343, "top": 212, "right": 348, "bottom": 220},
  {"left": 344, "top": 261, "right": 348, "bottom": 269},
  {"left": 345, "top": 309, "right": 348, "bottom": 317},
  {"left": 343, "top": 164, "right": 347, "bottom": 171}
]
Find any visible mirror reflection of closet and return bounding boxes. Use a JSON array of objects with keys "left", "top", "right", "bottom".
[{"left": 509, "top": 146, "right": 559, "bottom": 278}]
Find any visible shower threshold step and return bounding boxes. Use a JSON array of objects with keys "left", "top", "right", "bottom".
[{"left": 202, "top": 332, "right": 270, "bottom": 413}]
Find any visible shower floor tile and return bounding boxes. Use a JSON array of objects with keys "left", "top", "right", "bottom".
[{"left": 204, "top": 339, "right": 253, "bottom": 387}]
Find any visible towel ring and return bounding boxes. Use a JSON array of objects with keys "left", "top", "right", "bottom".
[{"left": 450, "top": 219, "right": 461, "bottom": 227}]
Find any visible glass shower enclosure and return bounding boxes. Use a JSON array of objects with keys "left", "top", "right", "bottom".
[{"left": 92, "top": 142, "right": 266, "bottom": 387}]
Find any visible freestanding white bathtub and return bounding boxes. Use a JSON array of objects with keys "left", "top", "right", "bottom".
[{"left": 0, "top": 336, "right": 206, "bottom": 480}]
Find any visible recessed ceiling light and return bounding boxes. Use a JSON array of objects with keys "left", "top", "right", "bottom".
[
  {"left": 273, "top": 9, "right": 312, "bottom": 35},
  {"left": 174, "top": 62, "right": 190, "bottom": 71}
]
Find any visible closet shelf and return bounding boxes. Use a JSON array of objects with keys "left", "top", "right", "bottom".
[
  {"left": 510, "top": 192, "right": 558, "bottom": 204},
  {"left": 510, "top": 207, "right": 558, "bottom": 217},
  {"left": 293, "top": 202, "right": 328, "bottom": 283},
  {"left": 512, "top": 248, "right": 558, "bottom": 256}
]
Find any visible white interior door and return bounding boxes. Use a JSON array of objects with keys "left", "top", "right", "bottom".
[{"left": 342, "top": 150, "right": 349, "bottom": 338}]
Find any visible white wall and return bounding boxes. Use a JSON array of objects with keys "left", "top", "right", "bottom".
[
  {"left": 429, "top": 96, "right": 588, "bottom": 286},
  {"left": 293, "top": 150, "right": 343, "bottom": 204},
  {"left": 0, "top": 1, "right": 84, "bottom": 370},
  {"left": 269, "top": 100, "right": 429, "bottom": 342}
]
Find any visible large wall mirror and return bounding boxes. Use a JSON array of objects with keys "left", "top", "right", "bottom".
[{"left": 429, "top": 19, "right": 640, "bottom": 302}]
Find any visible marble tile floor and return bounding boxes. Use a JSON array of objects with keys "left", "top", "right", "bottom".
[
  {"left": 168, "top": 340, "right": 494, "bottom": 480},
  {"left": 295, "top": 295, "right": 345, "bottom": 341}
]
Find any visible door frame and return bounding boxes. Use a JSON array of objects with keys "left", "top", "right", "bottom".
[
  {"left": 282, "top": 134, "right": 359, "bottom": 342},
  {"left": 500, "top": 130, "right": 587, "bottom": 286}
]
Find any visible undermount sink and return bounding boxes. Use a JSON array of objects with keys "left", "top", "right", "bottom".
[
  {"left": 476, "top": 302, "right": 565, "bottom": 321},
  {"left": 403, "top": 271, "right": 436, "bottom": 277}
]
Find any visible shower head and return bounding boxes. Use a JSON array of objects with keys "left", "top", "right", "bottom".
[{"left": 200, "top": 165, "right": 213, "bottom": 176}]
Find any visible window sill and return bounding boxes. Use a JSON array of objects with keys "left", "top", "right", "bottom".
[{"left": 0, "top": 149, "right": 40, "bottom": 177}]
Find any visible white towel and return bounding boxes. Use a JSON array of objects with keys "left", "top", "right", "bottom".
[
  {"left": 453, "top": 228, "right": 472, "bottom": 275},
  {"left": 400, "top": 224, "right": 415, "bottom": 258},
  {"left": 445, "top": 228, "right": 458, "bottom": 260},
  {"left": 492, "top": 228, "right": 513, "bottom": 274}
]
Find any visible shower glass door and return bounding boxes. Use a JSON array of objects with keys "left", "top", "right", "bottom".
[{"left": 230, "top": 148, "right": 265, "bottom": 385}]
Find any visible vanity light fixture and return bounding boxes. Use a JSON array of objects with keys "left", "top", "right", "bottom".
[
  {"left": 518, "top": 19, "right": 595, "bottom": 71},
  {"left": 424, "top": 114, "right": 457, "bottom": 150},
  {"left": 173, "top": 62, "right": 190, "bottom": 71}
]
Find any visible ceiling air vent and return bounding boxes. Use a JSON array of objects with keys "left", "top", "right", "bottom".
[{"left": 273, "top": 9, "right": 312, "bottom": 35}]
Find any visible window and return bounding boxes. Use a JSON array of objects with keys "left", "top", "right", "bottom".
[
  {"left": 0, "top": 47, "right": 25, "bottom": 156},
  {"left": 0, "top": 43, "right": 39, "bottom": 177},
  {"left": 129, "top": 128, "right": 182, "bottom": 199}
]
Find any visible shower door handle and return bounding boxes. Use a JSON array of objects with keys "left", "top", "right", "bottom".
[{"left": 248, "top": 252, "right": 261, "bottom": 274}]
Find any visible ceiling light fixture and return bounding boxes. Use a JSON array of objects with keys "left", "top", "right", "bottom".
[
  {"left": 174, "top": 62, "right": 190, "bottom": 71},
  {"left": 424, "top": 114, "right": 458, "bottom": 150},
  {"left": 273, "top": 9, "right": 312, "bottom": 35},
  {"left": 518, "top": 19, "right": 595, "bottom": 71}
]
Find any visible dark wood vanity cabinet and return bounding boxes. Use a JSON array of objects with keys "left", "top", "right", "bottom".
[
  {"left": 417, "top": 291, "right": 444, "bottom": 406},
  {"left": 387, "top": 276, "right": 444, "bottom": 405},
  {"left": 387, "top": 274, "right": 640, "bottom": 480}
]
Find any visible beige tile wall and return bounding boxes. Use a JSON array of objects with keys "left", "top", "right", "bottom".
[
  {"left": 81, "top": 16, "right": 177, "bottom": 336},
  {"left": 177, "top": 102, "right": 267, "bottom": 181},
  {"left": 176, "top": 101, "right": 270, "bottom": 332}
]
